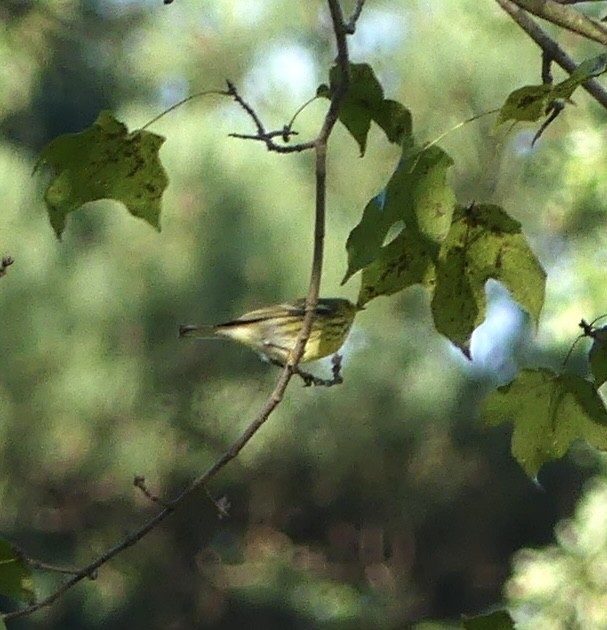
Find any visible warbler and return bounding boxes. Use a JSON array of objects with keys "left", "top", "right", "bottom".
[{"left": 179, "top": 298, "right": 358, "bottom": 364}]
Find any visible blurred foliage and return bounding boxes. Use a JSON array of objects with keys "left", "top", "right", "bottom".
[
  {"left": 0, "top": 541, "right": 34, "bottom": 605},
  {"left": 2, "top": 0, "right": 607, "bottom": 628},
  {"left": 507, "top": 477, "right": 607, "bottom": 629}
]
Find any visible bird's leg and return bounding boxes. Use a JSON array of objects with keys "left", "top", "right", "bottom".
[{"left": 270, "top": 355, "right": 344, "bottom": 387}]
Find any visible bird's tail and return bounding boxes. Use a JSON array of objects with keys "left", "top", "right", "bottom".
[{"left": 178, "top": 324, "right": 217, "bottom": 339}]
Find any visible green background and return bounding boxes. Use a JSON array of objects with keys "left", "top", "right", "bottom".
[{"left": 2, "top": 0, "right": 607, "bottom": 627}]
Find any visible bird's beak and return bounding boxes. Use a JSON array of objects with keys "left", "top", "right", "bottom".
[{"left": 178, "top": 325, "right": 198, "bottom": 338}]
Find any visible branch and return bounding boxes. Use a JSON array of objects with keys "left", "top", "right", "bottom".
[
  {"left": 226, "top": 81, "right": 316, "bottom": 153},
  {"left": 288, "top": 0, "right": 351, "bottom": 372},
  {"left": 345, "top": 0, "right": 366, "bottom": 33},
  {"left": 552, "top": 0, "right": 606, "bottom": 4},
  {"left": 507, "top": 0, "right": 607, "bottom": 44},
  {"left": 497, "top": 0, "right": 607, "bottom": 110},
  {"left": 2, "top": 0, "right": 358, "bottom": 622}
]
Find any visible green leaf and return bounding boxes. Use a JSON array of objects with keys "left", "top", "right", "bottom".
[
  {"left": 371, "top": 99, "right": 413, "bottom": 147},
  {"left": 343, "top": 195, "right": 392, "bottom": 285},
  {"left": 431, "top": 204, "right": 545, "bottom": 356},
  {"left": 324, "top": 63, "right": 383, "bottom": 155},
  {"left": 462, "top": 610, "right": 515, "bottom": 630},
  {"left": 318, "top": 63, "right": 412, "bottom": 154},
  {"left": 0, "top": 538, "right": 35, "bottom": 604},
  {"left": 384, "top": 145, "right": 455, "bottom": 246},
  {"left": 553, "top": 53, "right": 607, "bottom": 100},
  {"left": 481, "top": 368, "right": 607, "bottom": 477},
  {"left": 343, "top": 144, "right": 455, "bottom": 286},
  {"left": 496, "top": 54, "right": 607, "bottom": 129},
  {"left": 589, "top": 327, "right": 607, "bottom": 387},
  {"left": 496, "top": 84, "right": 553, "bottom": 126},
  {"left": 34, "top": 110, "right": 168, "bottom": 238},
  {"left": 357, "top": 228, "right": 436, "bottom": 306}
]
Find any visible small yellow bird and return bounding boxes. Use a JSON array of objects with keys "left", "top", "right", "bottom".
[{"left": 179, "top": 297, "right": 358, "bottom": 364}]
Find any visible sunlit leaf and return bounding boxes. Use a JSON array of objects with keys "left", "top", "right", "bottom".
[
  {"left": 431, "top": 204, "right": 545, "bottom": 356},
  {"left": 462, "top": 610, "right": 515, "bottom": 630},
  {"left": 496, "top": 54, "right": 607, "bottom": 131},
  {"left": 482, "top": 368, "right": 607, "bottom": 477},
  {"left": 496, "top": 84, "right": 553, "bottom": 126},
  {"left": 553, "top": 53, "right": 607, "bottom": 100},
  {"left": 384, "top": 145, "right": 455, "bottom": 246},
  {"left": 0, "top": 539, "right": 35, "bottom": 604},
  {"left": 343, "top": 145, "right": 455, "bottom": 285},
  {"left": 34, "top": 110, "right": 168, "bottom": 238},
  {"left": 317, "top": 63, "right": 412, "bottom": 154},
  {"left": 357, "top": 228, "right": 436, "bottom": 306}
]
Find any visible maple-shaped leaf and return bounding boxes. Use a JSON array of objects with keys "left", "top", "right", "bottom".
[
  {"left": 482, "top": 368, "right": 607, "bottom": 477},
  {"left": 357, "top": 227, "right": 436, "bottom": 306},
  {"left": 431, "top": 204, "right": 545, "bottom": 356},
  {"left": 344, "top": 144, "right": 455, "bottom": 286},
  {"left": 318, "top": 63, "right": 412, "bottom": 155},
  {"left": 35, "top": 111, "right": 168, "bottom": 238}
]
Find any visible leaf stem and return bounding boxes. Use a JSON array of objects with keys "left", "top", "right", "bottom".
[{"left": 139, "top": 89, "right": 229, "bottom": 131}]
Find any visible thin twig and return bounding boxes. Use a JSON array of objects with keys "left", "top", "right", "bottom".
[
  {"left": 507, "top": 0, "right": 607, "bottom": 44},
  {"left": 496, "top": 0, "right": 607, "bottom": 111},
  {"left": 225, "top": 81, "right": 316, "bottom": 153},
  {"left": 229, "top": 129, "right": 298, "bottom": 141},
  {"left": 542, "top": 50, "right": 554, "bottom": 84},
  {"left": 133, "top": 476, "right": 170, "bottom": 508},
  {"left": 228, "top": 130, "right": 300, "bottom": 143},
  {"left": 345, "top": 0, "right": 367, "bottom": 33},
  {"left": 1, "top": 1, "right": 358, "bottom": 622},
  {"left": 28, "top": 560, "right": 86, "bottom": 578},
  {"left": 562, "top": 315, "right": 607, "bottom": 367}
]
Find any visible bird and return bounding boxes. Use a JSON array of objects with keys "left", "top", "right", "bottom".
[{"left": 179, "top": 297, "right": 358, "bottom": 365}]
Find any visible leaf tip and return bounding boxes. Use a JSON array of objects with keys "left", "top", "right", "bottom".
[{"left": 341, "top": 270, "right": 353, "bottom": 286}]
